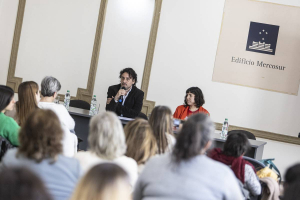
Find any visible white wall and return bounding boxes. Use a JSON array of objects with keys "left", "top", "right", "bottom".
[
  {"left": 0, "top": 0, "right": 18, "bottom": 85},
  {"left": 14, "top": 0, "right": 100, "bottom": 96},
  {"left": 93, "top": 0, "right": 154, "bottom": 111},
  {"left": 147, "top": 0, "right": 300, "bottom": 138}
]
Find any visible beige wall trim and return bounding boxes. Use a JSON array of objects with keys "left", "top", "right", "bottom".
[
  {"left": 75, "top": 0, "right": 108, "bottom": 103},
  {"left": 141, "top": 0, "right": 163, "bottom": 114},
  {"left": 6, "top": 0, "right": 108, "bottom": 103},
  {"left": 6, "top": 0, "right": 26, "bottom": 91},
  {"left": 141, "top": 0, "right": 162, "bottom": 99},
  {"left": 215, "top": 122, "right": 300, "bottom": 145}
]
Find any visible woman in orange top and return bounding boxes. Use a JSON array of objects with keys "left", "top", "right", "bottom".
[{"left": 173, "top": 87, "right": 209, "bottom": 120}]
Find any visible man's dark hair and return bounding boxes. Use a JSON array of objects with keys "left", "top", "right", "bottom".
[
  {"left": 285, "top": 163, "right": 300, "bottom": 185},
  {"left": 119, "top": 68, "right": 137, "bottom": 86},
  {"left": 184, "top": 87, "right": 205, "bottom": 108},
  {"left": 223, "top": 132, "right": 250, "bottom": 157},
  {"left": 0, "top": 167, "right": 52, "bottom": 200},
  {"left": 0, "top": 85, "right": 14, "bottom": 112},
  {"left": 172, "top": 113, "right": 213, "bottom": 163}
]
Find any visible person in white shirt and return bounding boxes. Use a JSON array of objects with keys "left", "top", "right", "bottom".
[
  {"left": 75, "top": 111, "right": 138, "bottom": 188},
  {"left": 38, "top": 76, "right": 77, "bottom": 157}
]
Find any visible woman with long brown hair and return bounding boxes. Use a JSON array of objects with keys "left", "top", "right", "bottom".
[
  {"left": 148, "top": 106, "right": 176, "bottom": 154},
  {"left": 124, "top": 118, "right": 157, "bottom": 173},
  {"left": 16, "top": 81, "right": 40, "bottom": 126},
  {"left": 2, "top": 109, "right": 81, "bottom": 200}
]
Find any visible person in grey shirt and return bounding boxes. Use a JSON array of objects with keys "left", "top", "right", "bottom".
[
  {"left": 2, "top": 109, "right": 81, "bottom": 200},
  {"left": 133, "top": 113, "right": 244, "bottom": 200}
]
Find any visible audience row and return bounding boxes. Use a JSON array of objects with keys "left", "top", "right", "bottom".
[{"left": 0, "top": 78, "right": 299, "bottom": 200}]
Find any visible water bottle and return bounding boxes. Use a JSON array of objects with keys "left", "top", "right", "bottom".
[
  {"left": 64, "top": 90, "right": 71, "bottom": 110},
  {"left": 89, "top": 95, "right": 97, "bottom": 116},
  {"left": 221, "top": 118, "right": 229, "bottom": 138}
]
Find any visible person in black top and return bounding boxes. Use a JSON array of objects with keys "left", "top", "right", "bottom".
[{"left": 106, "top": 68, "right": 144, "bottom": 118}]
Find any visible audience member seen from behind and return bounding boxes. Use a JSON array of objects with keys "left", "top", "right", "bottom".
[
  {"left": 134, "top": 114, "right": 243, "bottom": 200},
  {"left": 15, "top": 81, "right": 40, "bottom": 126},
  {"left": 173, "top": 87, "right": 209, "bottom": 120},
  {"left": 0, "top": 167, "right": 52, "bottom": 200},
  {"left": 39, "top": 76, "right": 77, "bottom": 157},
  {"left": 148, "top": 106, "right": 176, "bottom": 154},
  {"left": 124, "top": 118, "right": 157, "bottom": 174},
  {"left": 0, "top": 85, "right": 19, "bottom": 146},
  {"left": 283, "top": 163, "right": 300, "bottom": 200},
  {"left": 75, "top": 111, "right": 138, "bottom": 187},
  {"left": 71, "top": 163, "right": 131, "bottom": 200},
  {"left": 209, "top": 132, "right": 261, "bottom": 197},
  {"left": 2, "top": 109, "right": 81, "bottom": 200}
]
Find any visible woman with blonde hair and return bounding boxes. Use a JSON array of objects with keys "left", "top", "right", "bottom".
[
  {"left": 124, "top": 118, "right": 157, "bottom": 174},
  {"left": 71, "top": 163, "right": 131, "bottom": 200},
  {"left": 75, "top": 111, "right": 138, "bottom": 187},
  {"left": 16, "top": 81, "right": 40, "bottom": 126},
  {"left": 2, "top": 109, "right": 81, "bottom": 200},
  {"left": 148, "top": 106, "right": 176, "bottom": 154}
]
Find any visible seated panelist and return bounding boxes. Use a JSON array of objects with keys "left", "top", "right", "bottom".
[
  {"left": 106, "top": 68, "right": 144, "bottom": 118},
  {"left": 173, "top": 87, "right": 209, "bottom": 120}
]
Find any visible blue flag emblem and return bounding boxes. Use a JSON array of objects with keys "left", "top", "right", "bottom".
[{"left": 246, "top": 22, "right": 279, "bottom": 55}]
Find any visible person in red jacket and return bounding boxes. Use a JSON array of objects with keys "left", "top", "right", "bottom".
[{"left": 173, "top": 87, "right": 209, "bottom": 120}]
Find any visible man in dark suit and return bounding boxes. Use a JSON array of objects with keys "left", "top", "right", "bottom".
[{"left": 106, "top": 68, "right": 144, "bottom": 118}]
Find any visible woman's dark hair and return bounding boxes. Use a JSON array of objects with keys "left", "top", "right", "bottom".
[
  {"left": 0, "top": 167, "right": 52, "bottom": 200},
  {"left": 173, "top": 113, "right": 214, "bottom": 163},
  {"left": 223, "top": 132, "right": 250, "bottom": 157},
  {"left": 282, "top": 181, "right": 300, "bottom": 200},
  {"left": 184, "top": 87, "right": 205, "bottom": 108},
  {"left": 0, "top": 85, "right": 14, "bottom": 112},
  {"left": 17, "top": 109, "right": 63, "bottom": 163},
  {"left": 119, "top": 68, "right": 137, "bottom": 85},
  {"left": 285, "top": 163, "right": 300, "bottom": 185},
  {"left": 71, "top": 163, "right": 129, "bottom": 200},
  {"left": 149, "top": 106, "right": 173, "bottom": 154}
]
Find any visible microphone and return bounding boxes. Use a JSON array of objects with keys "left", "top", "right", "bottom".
[{"left": 118, "top": 87, "right": 126, "bottom": 103}]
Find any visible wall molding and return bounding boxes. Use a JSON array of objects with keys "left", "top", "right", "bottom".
[
  {"left": 215, "top": 122, "right": 300, "bottom": 145},
  {"left": 6, "top": 0, "right": 26, "bottom": 91},
  {"left": 141, "top": 0, "right": 163, "bottom": 115},
  {"left": 6, "top": 0, "right": 108, "bottom": 103}
]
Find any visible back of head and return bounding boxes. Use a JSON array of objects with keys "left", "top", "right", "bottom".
[
  {"left": 18, "top": 109, "right": 63, "bottom": 162},
  {"left": 0, "top": 167, "right": 52, "bottom": 200},
  {"left": 124, "top": 118, "right": 157, "bottom": 164},
  {"left": 41, "top": 76, "right": 61, "bottom": 97},
  {"left": 88, "top": 111, "right": 126, "bottom": 160},
  {"left": 71, "top": 163, "right": 130, "bottom": 200},
  {"left": 0, "top": 85, "right": 14, "bottom": 112},
  {"left": 184, "top": 87, "right": 205, "bottom": 108},
  {"left": 173, "top": 113, "right": 214, "bottom": 163},
  {"left": 223, "top": 132, "right": 250, "bottom": 157},
  {"left": 17, "top": 81, "right": 39, "bottom": 126},
  {"left": 148, "top": 106, "right": 173, "bottom": 154},
  {"left": 285, "top": 163, "right": 300, "bottom": 185}
]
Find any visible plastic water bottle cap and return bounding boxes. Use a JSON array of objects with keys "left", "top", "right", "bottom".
[
  {"left": 94, "top": 95, "right": 96, "bottom": 97},
  {"left": 225, "top": 118, "right": 228, "bottom": 121},
  {"left": 67, "top": 90, "right": 70, "bottom": 92}
]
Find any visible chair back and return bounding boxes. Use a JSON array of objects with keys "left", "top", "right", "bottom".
[
  {"left": 0, "top": 136, "right": 14, "bottom": 161},
  {"left": 137, "top": 112, "right": 148, "bottom": 120},
  {"left": 243, "top": 156, "right": 266, "bottom": 172},
  {"left": 69, "top": 100, "right": 91, "bottom": 110},
  {"left": 228, "top": 130, "right": 256, "bottom": 140}
]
